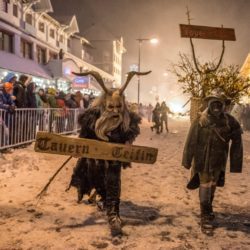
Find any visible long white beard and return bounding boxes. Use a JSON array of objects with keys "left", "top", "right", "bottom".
[{"left": 95, "top": 111, "right": 123, "bottom": 141}]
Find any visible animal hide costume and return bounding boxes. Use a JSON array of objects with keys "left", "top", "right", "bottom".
[
  {"left": 182, "top": 95, "right": 243, "bottom": 235},
  {"left": 68, "top": 70, "right": 150, "bottom": 236}
]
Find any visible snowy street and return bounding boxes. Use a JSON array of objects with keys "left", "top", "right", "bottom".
[{"left": 0, "top": 118, "right": 249, "bottom": 250}]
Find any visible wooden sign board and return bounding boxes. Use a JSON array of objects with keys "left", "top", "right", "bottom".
[
  {"left": 180, "top": 24, "right": 236, "bottom": 41},
  {"left": 34, "top": 132, "right": 158, "bottom": 164}
]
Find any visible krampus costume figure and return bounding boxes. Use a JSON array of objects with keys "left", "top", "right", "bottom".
[
  {"left": 182, "top": 95, "right": 243, "bottom": 235},
  {"left": 68, "top": 71, "right": 150, "bottom": 236}
]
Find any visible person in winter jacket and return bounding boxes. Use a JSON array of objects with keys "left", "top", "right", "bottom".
[
  {"left": 160, "top": 101, "right": 171, "bottom": 133},
  {"left": 26, "top": 82, "right": 37, "bottom": 108},
  {"left": 13, "top": 75, "right": 30, "bottom": 108},
  {"left": 55, "top": 91, "right": 67, "bottom": 133},
  {"left": 0, "top": 82, "right": 16, "bottom": 148},
  {"left": 151, "top": 103, "right": 161, "bottom": 134},
  {"left": 36, "top": 88, "right": 49, "bottom": 108},
  {"left": 182, "top": 94, "right": 243, "bottom": 235}
]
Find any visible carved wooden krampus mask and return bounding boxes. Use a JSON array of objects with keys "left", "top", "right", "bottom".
[{"left": 72, "top": 70, "right": 151, "bottom": 141}]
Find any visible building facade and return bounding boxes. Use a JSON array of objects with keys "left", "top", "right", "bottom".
[
  {"left": 0, "top": 0, "right": 117, "bottom": 95},
  {"left": 82, "top": 24, "right": 126, "bottom": 87}
]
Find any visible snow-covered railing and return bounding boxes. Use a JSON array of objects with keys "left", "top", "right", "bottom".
[{"left": 0, "top": 108, "right": 81, "bottom": 151}]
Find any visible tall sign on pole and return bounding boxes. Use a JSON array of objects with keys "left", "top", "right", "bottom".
[
  {"left": 180, "top": 24, "right": 236, "bottom": 41},
  {"left": 179, "top": 6, "right": 236, "bottom": 123}
]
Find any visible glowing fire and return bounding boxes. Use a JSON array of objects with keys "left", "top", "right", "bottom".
[{"left": 168, "top": 102, "right": 184, "bottom": 113}]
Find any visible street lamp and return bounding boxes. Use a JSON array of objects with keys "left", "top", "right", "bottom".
[{"left": 136, "top": 38, "right": 158, "bottom": 104}]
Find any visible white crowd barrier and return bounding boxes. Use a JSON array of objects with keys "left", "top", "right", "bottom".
[{"left": 0, "top": 108, "right": 82, "bottom": 151}]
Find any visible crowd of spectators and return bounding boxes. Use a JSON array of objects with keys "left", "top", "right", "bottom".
[
  {"left": 0, "top": 72, "right": 95, "bottom": 153},
  {"left": 0, "top": 72, "right": 95, "bottom": 110}
]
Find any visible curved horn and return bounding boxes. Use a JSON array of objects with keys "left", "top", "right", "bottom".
[
  {"left": 72, "top": 71, "right": 110, "bottom": 94},
  {"left": 120, "top": 71, "right": 151, "bottom": 94}
]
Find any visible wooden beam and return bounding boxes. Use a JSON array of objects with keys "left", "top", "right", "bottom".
[
  {"left": 180, "top": 24, "right": 236, "bottom": 41},
  {"left": 34, "top": 132, "right": 158, "bottom": 164}
]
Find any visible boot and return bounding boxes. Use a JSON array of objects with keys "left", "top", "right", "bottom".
[
  {"left": 208, "top": 185, "right": 216, "bottom": 220},
  {"left": 107, "top": 204, "right": 122, "bottom": 237},
  {"left": 199, "top": 186, "right": 214, "bottom": 235},
  {"left": 200, "top": 202, "right": 214, "bottom": 236}
]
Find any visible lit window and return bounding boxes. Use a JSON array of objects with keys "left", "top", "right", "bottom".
[{"left": 38, "top": 22, "right": 45, "bottom": 33}]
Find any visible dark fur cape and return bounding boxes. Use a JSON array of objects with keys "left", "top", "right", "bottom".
[
  {"left": 69, "top": 107, "right": 141, "bottom": 200},
  {"left": 182, "top": 111, "right": 243, "bottom": 189}
]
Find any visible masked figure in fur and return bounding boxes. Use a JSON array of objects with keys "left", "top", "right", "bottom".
[
  {"left": 182, "top": 94, "right": 243, "bottom": 235},
  {"left": 68, "top": 71, "right": 150, "bottom": 236}
]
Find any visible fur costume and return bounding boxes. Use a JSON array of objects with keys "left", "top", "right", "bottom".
[
  {"left": 69, "top": 107, "right": 141, "bottom": 200},
  {"left": 182, "top": 109, "right": 243, "bottom": 189},
  {"left": 67, "top": 70, "right": 150, "bottom": 236}
]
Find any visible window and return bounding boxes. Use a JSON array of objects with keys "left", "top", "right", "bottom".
[
  {"left": 59, "top": 34, "right": 64, "bottom": 43},
  {"left": 67, "top": 38, "right": 71, "bottom": 48},
  {"left": 1, "top": 0, "right": 8, "bottom": 12},
  {"left": 38, "top": 22, "right": 45, "bottom": 33},
  {"left": 49, "top": 29, "right": 55, "bottom": 39},
  {"left": 0, "top": 30, "right": 13, "bottom": 53},
  {"left": 20, "top": 39, "right": 32, "bottom": 59},
  {"left": 25, "top": 13, "right": 32, "bottom": 25},
  {"left": 37, "top": 46, "right": 46, "bottom": 64},
  {"left": 13, "top": 4, "right": 18, "bottom": 17}
]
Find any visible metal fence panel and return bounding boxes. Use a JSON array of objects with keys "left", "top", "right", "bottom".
[{"left": 0, "top": 108, "right": 80, "bottom": 150}]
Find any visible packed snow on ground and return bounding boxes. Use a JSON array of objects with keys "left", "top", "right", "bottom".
[{"left": 0, "top": 117, "right": 249, "bottom": 250}]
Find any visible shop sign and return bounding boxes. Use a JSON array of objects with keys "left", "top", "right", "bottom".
[{"left": 72, "top": 76, "right": 89, "bottom": 88}]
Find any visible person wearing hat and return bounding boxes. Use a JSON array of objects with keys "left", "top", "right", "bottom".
[
  {"left": 182, "top": 94, "right": 243, "bottom": 235},
  {"left": 0, "top": 82, "right": 16, "bottom": 150},
  {"left": 2, "top": 72, "right": 17, "bottom": 85},
  {"left": 0, "top": 82, "right": 15, "bottom": 111}
]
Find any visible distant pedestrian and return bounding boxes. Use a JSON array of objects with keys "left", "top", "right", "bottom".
[
  {"left": 146, "top": 103, "right": 153, "bottom": 122},
  {"left": 151, "top": 103, "right": 161, "bottom": 134},
  {"left": 160, "top": 101, "right": 171, "bottom": 133}
]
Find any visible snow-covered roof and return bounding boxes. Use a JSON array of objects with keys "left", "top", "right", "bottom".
[
  {"left": 32, "top": 0, "right": 53, "bottom": 13},
  {"left": 48, "top": 14, "right": 79, "bottom": 35}
]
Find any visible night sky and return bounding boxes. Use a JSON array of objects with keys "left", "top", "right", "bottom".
[{"left": 51, "top": 0, "right": 250, "bottom": 106}]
